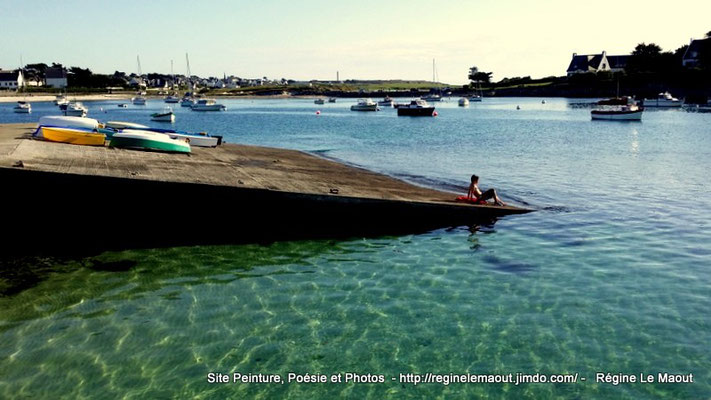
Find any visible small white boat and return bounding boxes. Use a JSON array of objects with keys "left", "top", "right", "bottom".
[
  {"left": 13, "top": 101, "right": 31, "bottom": 113},
  {"left": 38, "top": 116, "right": 99, "bottom": 130},
  {"left": 132, "top": 96, "right": 147, "bottom": 105},
  {"left": 161, "top": 131, "right": 219, "bottom": 147},
  {"left": 105, "top": 121, "right": 150, "bottom": 129},
  {"left": 643, "top": 92, "right": 681, "bottom": 107},
  {"left": 151, "top": 107, "right": 175, "bottom": 122},
  {"left": 350, "top": 98, "right": 378, "bottom": 111},
  {"left": 191, "top": 99, "right": 226, "bottom": 111},
  {"left": 377, "top": 96, "right": 394, "bottom": 107},
  {"left": 64, "top": 102, "right": 88, "bottom": 117},
  {"left": 164, "top": 95, "right": 180, "bottom": 103},
  {"left": 458, "top": 97, "right": 469, "bottom": 107},
  {"left": 469, "top": 94, "right": 483, "bottom": 102},
  {"left": 314, "top": 98, "right": 325, "bottom": 105}
]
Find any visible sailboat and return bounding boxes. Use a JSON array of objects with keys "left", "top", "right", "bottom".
[
  {"left": 180, "top": 53, "right": 196, "bottom": 107},
  {"left": 132, "top": 55, "right": 147, "bottom": 105},
  {"left": 423, "top": 59, "right": 442, "bottom": 102}
]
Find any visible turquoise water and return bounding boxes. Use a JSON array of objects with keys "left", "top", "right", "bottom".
[{"left": 1, "top": 98, "right": 710, "bottom": 398}]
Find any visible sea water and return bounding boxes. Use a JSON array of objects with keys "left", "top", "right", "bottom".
[{"left": 1, "top": 98, "right": 710, "bottom": 398}]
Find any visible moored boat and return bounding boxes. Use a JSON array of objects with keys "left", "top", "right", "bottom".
[
  {"left": 180, "top": 97, "right": 195, "bottom": 107},
  {"left": 118, "top": 103, "right": 128, "bottom": 108},
  {"left": 164, "top": 95, "right": 180, "bottom": 103},
  {"left": 469, "top": 94, "right": 483, "bottom": 102},
  {"left": 64, "top": 102, "right": 88, "bottom": 117},
  {"left": 132, "top": 96, "right": 147, "bottom": 105},
  {"left": 38, "top": 126, "right": 106, "bottom": 146},
  {"left": 191, "top": 99, "right": 226, "bottom": 111},
  {"left": 314, "top": 98, "right": 325, "bottom": 105},
  {"left": 396, "top": 99, "right": 436, "bottom": 116},
  {"left": 377, "top": 96, "right": 394, "bottom": 107},
  {"left": 328, "top": 97, "right": 337, "bottom": 103},
  {"left": 151, "top": 107, "right": 176, "bottom": 122},
  {"left": 422, "top": 93, "right": 442, "bottom": 102},
  {"left": 108, "top": 129, "right": 191, "bottom": 153},
  {"left": 13, "top": 101, "right": 31, "bottom": 113},
  {"left": 591, "top": 97, "right": 643, "bottom": 120},
  {"left": 643, "top": 92, "right": 681, "bottom": 107},
  {"left": 350, "top": 98, "right": 378, "bottom": 111}
]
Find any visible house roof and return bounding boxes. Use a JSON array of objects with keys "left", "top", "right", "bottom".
[
  {"left": 606, "top": 55, "right": 629, "bottom": 69},
  {"left": 0, "top": 70, "right": 20, "bottom": 81},
  {"left": 567, "top": 53, "right": 629, "bottom": 72},
  {"left": 683, "top": 37, "right": 710, "bottom": 60},
  {"left": 567, "top": 55, "right": 591, "bottom": 72},
  {"left": 45, "top": 67, "right": 67, "bottom": 79}
]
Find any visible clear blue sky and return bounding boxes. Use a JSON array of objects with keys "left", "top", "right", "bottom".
[{"left": 1, "top": 0, "right": 709, "bottom": 84}]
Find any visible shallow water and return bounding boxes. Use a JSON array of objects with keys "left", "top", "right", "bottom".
[{"left": 1, "top": 98, "right": 710, "bottom": 398}]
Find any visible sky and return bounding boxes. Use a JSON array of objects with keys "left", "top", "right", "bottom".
[{"left": 1, "top": 0, "right": 709, "bottom": 84}]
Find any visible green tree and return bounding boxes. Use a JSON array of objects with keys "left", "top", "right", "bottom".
[{"left": 468, "top": 66, "right": 492, "bottom": 85}]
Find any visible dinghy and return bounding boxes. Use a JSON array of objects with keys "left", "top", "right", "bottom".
[
  {"left": 105, "top": 121, "right": 150, "bottom": 129},
  {"left": 109, "top": 130, "right": 191, "bottom": 153},
  {"left": 151, "top": 107, "right": 175, "bottom": 122},
  {"left": 38, "top": 126, "right": 106, "bottom": 146},
  {"left": 38, "top": 116, "right": 99, "bottom": 130}
]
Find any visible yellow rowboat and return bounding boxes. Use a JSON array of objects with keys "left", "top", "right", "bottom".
[{"left": 40, "top": 126, "right": 106, "bottom": 146}]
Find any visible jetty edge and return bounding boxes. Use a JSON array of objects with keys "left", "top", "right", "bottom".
[{"left": 0, "top": 123, "right": 531, "bottom": 255}]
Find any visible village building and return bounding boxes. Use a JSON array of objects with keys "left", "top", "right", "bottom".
[
  {"left": 45, "top": 67, "right": 68, "bottom": 88},
  {"left": 682, "top": 37, "right": 710, "bottom": 68},
  {"left": 567, "top": 51, "right": 629, "bottom": 76},
  {"left": 0, "top": 69, "right": 25, "bottom": 89}
]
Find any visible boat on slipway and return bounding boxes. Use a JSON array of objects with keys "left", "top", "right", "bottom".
[
  {"left": 109, "top": 130, "right": 191, "bottom": 153},
  {"left": 350, "top": 98, "right": 378, "bottom": 111},
  {"left": 151, "top": 107, "right": 175, "bottom": 122},
  {"left": 13, "top": 101, "right": 31, "bottom": 113},
  {"left": 113, "top": 125, "right": 221, "bottom": 147},
  {"left": 396, "top": 99, "right": 436, "bottom": 116},
  {"left": 36, "top": 126, "right": 106, "bottom": 146},
  {"left": 38, "top": 116, "right": 99, "bottom": 130}
]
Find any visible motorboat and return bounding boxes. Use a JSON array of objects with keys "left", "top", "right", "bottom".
[
  {"left": 109, "top": 129, "right": 191, "bottom": 153},
  {"left": 396, "top": 99, "right": 436, "bottom": 116},
  {"left": 377, "top": 96, "right": 394, "bottom": 107},
  {"left": 643, "top": 92, "right": 681, "bottom": 107},
  {"left": 470, "top": 94, "right": 482, "bottom": 102},
  {"left": 591, "top": 97, "right": 644, "bottom": 120},
  {"left": 54, "top": 94, "right": 68, "bottom": 105},
  {"left": 314, "top": 98, "right": 325, "bottom": 105},
  {"left": 132, "top": 96, "right": 147, "bottom": 105},
  {"left": 164, "top": 95, "right": 180, "bottom": 103},
  {"left": 350, "top": 98, "right": 378, "bottom": 111},
  {"left": 191, "top": 99, "right": 226, "bottom": 111},
  {"left": 422, "top": 93, "right": 442, "bottom": 102},
  {"left": 118, "top": 103, "right": 128, "bottom": 108},
  {"left": 458, "top": 97, "right": 470, "bottom": 107},
  {"left": 13, "top": 101, "right": 31, "bottom": 113},
  {"left": 38, "top": 116, "right": 99, "bottom": 130},
  {"left": 151, "top": 107, "right": 175, "bottom": 122},
  {"left": 180, "top": 97, "right": 194, "bottom": 107},
  {"left": 64, "top": 102, "right": 88, "bottom": 117},
  {"left": 36, "top": 126, "right": 105, "bottom": 146},
  {"left": 328, "top": 97, "right": 337, "bottom": 103}
]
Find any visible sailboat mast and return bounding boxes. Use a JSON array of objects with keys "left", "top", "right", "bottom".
[{"left": 185, "top": 53, "right": 192, "bottom": 89}]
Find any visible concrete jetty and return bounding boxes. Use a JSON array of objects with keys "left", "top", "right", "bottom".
[{"left": 0, "top": 123, "right": 530, "bottom": 254}]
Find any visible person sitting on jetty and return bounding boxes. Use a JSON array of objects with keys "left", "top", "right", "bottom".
[{"left": 467, "top": 174, "right": 506, "bottom": 206}]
